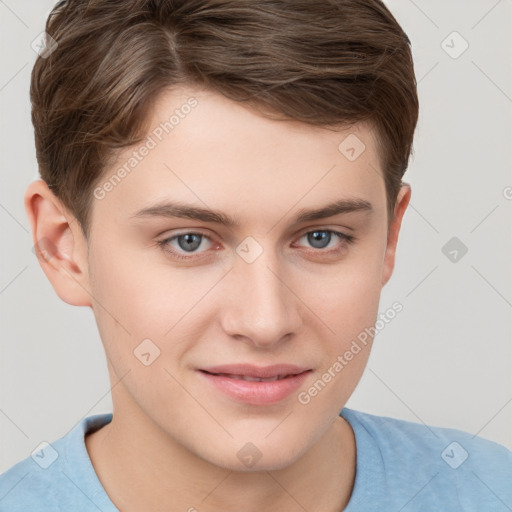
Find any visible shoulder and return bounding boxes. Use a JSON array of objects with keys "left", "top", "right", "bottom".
[
  {"left": 0, "top": 413, "right": 114, "bottom": 512},
  {"left": 341, "top": 408, "right": 512, "bottom": 510},
  {"left": 343, "top": 407, "right": 512, "bottom": 465},
  {"left": 0, "top": 437, "right": 66, "bottom": 511}
]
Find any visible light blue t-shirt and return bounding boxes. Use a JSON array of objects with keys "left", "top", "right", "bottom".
[{"left": 1, "top": 408, "right": 511, "bottom": 511}]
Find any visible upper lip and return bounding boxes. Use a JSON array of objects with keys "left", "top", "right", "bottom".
[{"left": 199, "top": 364, "right": 311, "bottom": 379}]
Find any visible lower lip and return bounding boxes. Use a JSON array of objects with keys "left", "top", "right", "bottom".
[{"left": 198, "top": 370, "right": 311, "bottom": 405}]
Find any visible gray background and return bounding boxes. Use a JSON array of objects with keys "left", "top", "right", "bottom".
[{"left": 1, "top": 0, "right": 511, "bottom": 473}]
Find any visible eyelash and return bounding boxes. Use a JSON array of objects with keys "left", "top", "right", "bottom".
[{"left": 156, "top": 229, "right": 356, "bottom": 262}]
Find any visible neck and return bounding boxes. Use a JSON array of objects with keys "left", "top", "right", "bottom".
[{"left": 86, "top": 406, "right": 356, "bottom": 512}]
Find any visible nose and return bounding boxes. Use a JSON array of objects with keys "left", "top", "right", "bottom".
[{"left": 220, "top": 249, "right": 303, "bottom": 349}]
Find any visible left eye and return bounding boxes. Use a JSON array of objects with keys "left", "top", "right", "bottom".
[
  {"left": 295, "top": 229, "right": 353, "bottom": 250},
  {"left": 157, "top": 229, "right": 355, "bottom": 260}
]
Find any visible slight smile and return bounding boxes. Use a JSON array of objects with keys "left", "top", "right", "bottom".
[{"left": 198, "top": 364, "right": 312, "bottom": 405}]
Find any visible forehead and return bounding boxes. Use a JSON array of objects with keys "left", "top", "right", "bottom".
[
  {"left": 147, "top": 85, "right": 381, "bottom": 168},
  {"left": 91, "top": 86, "right": 386, "bottom": 229}
]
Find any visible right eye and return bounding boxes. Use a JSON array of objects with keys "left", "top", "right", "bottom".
[{"left": 156, "top": 231, "right": 217, "bottom": 261}]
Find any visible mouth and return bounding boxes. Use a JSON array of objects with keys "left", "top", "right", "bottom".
[
  {"left": 197, "top": 364, "right": 312, "bottom": 405},
  {"left": 202, "top": 373, "right": 296, "bottom": 382}
]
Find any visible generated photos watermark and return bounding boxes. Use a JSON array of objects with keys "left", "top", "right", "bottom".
[
  {"left": 93, "top": 97, "right": 198, "bottom": 200},
  {"left": 298, "top": 301, "right": 403, "bottom": 405}
]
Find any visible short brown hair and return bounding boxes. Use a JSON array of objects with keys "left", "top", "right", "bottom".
[{"left": 31, "top": 0, "right": 418, "bottom": 237}]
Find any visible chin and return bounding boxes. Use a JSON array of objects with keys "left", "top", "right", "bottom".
[{"left": 199, "top": 437, "right": 308, "bottom": 473}]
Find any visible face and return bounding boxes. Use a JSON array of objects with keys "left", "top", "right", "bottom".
[{"left": 29, "top": 85, "right": 409, "bottom": 472}]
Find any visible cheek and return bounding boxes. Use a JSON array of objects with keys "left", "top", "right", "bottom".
[
  {"left": 87, "top": 242, "right": 173, "bottom": 370},
  {"left": 305, "top": 248, "right": 384, "bottom": 330},
  {"left": 298, "top": 243, "right": 384, "bottom": 390},
  {"left": 89, "top": 235, "right": 172, "bottom": 322},
  {"left": 87, "top": 239, "right": 214, "bottom": 390}
]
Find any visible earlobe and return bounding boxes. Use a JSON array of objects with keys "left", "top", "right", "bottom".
[
  {"left": 381, "top": 184, "right": 411, "bottom": 287},
  {"left": 24, "top": 179, "right": 92, "bottom": 307}
]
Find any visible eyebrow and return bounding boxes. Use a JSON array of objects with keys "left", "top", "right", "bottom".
[{"left": 130, "top": 198, "right": 373, "bottom": 228}]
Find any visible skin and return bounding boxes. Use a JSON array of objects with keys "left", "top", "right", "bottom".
[{"left": 25, "top": 85, "right": 410, "bottom": 512}]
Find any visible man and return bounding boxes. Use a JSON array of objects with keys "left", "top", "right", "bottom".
[{"left": 1, "top": 0, "right": 510, "bottom": 510}]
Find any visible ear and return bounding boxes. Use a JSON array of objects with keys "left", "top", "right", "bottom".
[
  {"left": 381, "top": 183, "right": 411, "bottom": 287},
  {"left": 24, "top": 179, "right": 92, "bottom": 307}
]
